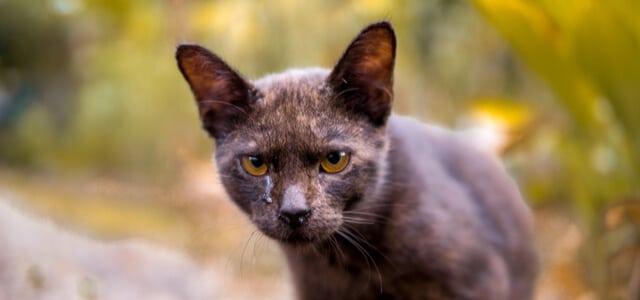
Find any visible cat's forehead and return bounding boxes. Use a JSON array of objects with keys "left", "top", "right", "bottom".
[
  {"left": 252, "top": 68, "right": 334, "bottom": 125},
  {"left": 253, "top": 68, "right": 329, "bottom": 103},
  {"left": 232, "top": 68, "right": 366, "bottom": 152},
  {"left": 254, "top": 68, "right": 329, "bottom": 87}
]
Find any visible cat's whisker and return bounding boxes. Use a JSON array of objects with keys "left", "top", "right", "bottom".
[
  {"left": 336, "top": 229, "right": 383, "bottom": 292},
  {"left": 343, "top": 210, "right": 385, "bottom": 218},
  {"left": 256, "top": 232, "right": 269, "bottom": 253},
  {"left": 343, "top": 220, "right": 375, "bottom": 226},
  {"left": 222, "top": 225, "right": 259, "bottom": 276},
  {"left": 342, "top": 216, "right": 376, "bottom": 225},
  {"left": 343, "top": 211, "right": 389, "bottom": 222},
  {"left": 353, "top": 201, "right": 414, "bottom": 213},
  {"left": 310, "top": 242, "right": 321, "bottom": 257},
  {"left": 329, "top": 235, "right": 346, "bottom": 268},
  {"left": 341, "top": 225, "right": 394, "bottom": 267},
  {"left": 251, "top": 231, "right": 268, "bottom": 266},
  {"left": 336, "top": 230, "right": 369, "bottom": 269},
  {"left": 239, "top": 230, "right": 259, "bottom": 275},
  {"left": 340, "top": 226, "right": 380, "bottom": 257}
]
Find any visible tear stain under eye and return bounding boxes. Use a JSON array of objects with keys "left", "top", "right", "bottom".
[{"left": 261, "top": 175, "right": 273, "bottom": 204}]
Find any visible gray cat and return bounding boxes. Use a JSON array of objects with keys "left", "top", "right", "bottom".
[{"left": 176, "top": 21, "right": 537, "bottom": 300}]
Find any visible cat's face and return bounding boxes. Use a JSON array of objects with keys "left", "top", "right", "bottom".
[
  {"left": 176, "top": 22, "right": 396, "bottom": 245},
  {"left": 213, "top": 70, "right": 388, "bottom": 243}
]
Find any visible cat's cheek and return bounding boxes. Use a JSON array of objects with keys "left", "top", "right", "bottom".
[
  {"left": 250, "top": 214, "right": 281, "bottom": 240},
  {"left": 307, "top": 209, "right": 343, "bottom": 237},
  {"left": 322, "top": 175, "right": 360, "bottom": 208},
  {"left": 219, "top": 171, "right": 266, "bottom": 215}
]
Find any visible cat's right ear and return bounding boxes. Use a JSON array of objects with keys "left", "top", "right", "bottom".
[{"left": 176, "top": 44, "right": 255, "bottom": 139}]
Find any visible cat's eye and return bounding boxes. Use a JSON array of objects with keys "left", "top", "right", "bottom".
[
  {"left": 241, "top": 155, "right": 268, "bottom": 176},
  {"left": 320, "top": 151, "right": 350, "bottom": 173}
]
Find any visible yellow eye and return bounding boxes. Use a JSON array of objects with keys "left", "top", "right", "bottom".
[
  {"left": 241, "top": 155, "right": 268, "bottom": 176},
  {"left": 320, "top": 151, "right": 350, "bottom": 173}
]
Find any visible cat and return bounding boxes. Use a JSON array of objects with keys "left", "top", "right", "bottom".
[{"left": 176, "top": 21, "right": 537, "bottom": 300}]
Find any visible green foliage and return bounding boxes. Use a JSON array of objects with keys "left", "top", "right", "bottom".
[
  {"left": 3, "top": 0, "right": 525, "bottom": 180},
  {"left": 473, "top": 0, "right": 640, "bottom": 297}
]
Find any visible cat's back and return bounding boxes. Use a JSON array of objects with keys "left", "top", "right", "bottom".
[{"left": 382, "top": 115, "right": 537, "bottom": 299}]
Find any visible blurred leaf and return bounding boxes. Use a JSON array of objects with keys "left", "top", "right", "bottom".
[{"left": 473, "top": 0, "right": 640, "bottom": 296}]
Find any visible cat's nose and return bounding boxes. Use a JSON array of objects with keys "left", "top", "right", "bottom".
[
  {"left": 279, "top": 184, "right": 311, "bottom": 228},
  {"left": 278, "top": 207, "right": 311, "bottom": 228}
]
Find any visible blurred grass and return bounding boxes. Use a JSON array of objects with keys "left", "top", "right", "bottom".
[
  {"left": 0, "top": 167, "right": 286, "bottom": 276},
  {"left": 0, "top": 169, "right": 290, "bottom": 299},
  {"left": 0, "top": 170, "right": 192, "bottom": 244}
]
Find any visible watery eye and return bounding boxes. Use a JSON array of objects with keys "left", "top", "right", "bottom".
[
  {"left": 320, "top": 151, "right": 350, "bottom": 173},
  {"left": 241, "top": 155, "right": 268, "bottom": 176}
]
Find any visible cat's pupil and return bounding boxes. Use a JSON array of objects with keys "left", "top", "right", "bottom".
[
  {"left": 249, "top": 156, "right": 263, "bottom": 168},
  {"left": 326, "top": 152, "right": 343, "bottom": 164}
]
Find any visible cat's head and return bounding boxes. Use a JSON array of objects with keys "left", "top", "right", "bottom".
[{"left": 176, "top": 22, "right": 395, "bottom": 245}]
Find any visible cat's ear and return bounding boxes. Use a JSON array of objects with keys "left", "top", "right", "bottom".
[
  {"left": 176, "top": 44, "right": 256, "bottom": 139},
  {"left": 328, "top": 21, "right": 396, "bottom": 127}
]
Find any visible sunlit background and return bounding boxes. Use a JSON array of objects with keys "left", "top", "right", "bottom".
[{"left": 1, "top": 0, "right": 638, "bottom": 299}]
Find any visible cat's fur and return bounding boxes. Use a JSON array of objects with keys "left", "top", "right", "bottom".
[{"left": 176, "top": 22, "right": 537, "bottom": 300}]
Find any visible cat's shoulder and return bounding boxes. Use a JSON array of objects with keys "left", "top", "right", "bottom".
[
  {"left": 386, "top": 114, "right": 513, "bottom": 189},
  {"left": 387, "top": 115, "right": 481, "bottom": 159}
]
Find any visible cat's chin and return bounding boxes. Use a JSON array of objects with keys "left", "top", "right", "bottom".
[
  {"left": 280, "top": 235, "right": 317, "bottom": 245},
  {"left": 268, "top": 230, "right": 333, "bottom": 247},
  {"left": 278, "top": 235, "right": 332, "bottom": 252},
  {"left": 256, "top": 217, "right": 341, "bottom": 246}
]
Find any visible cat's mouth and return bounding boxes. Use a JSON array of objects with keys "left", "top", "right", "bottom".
[
  {"left": 264, "top": 226, "right": 336, "bottom": 246},
  {"left": 254, "top": 212, "right": 342, "bottom": 245}
]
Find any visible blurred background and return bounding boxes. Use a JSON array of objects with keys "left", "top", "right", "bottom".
[{"left": 0, "top": 0, "right": 638, "bottom": 299}]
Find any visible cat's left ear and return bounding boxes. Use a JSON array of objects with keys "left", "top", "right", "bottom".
[{"left": 328, "top": 21, "right": 396, "bottom": 127}]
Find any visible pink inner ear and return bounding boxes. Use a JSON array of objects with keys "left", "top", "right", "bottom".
[
  {"left": 176, "top": 45, "right": 248, "bottom": 104},
  {"left": 330, "top": 22, "right": 395, "bottom": 90},
  {"left": 356, "top": 42, "right": 394, "bottom": 87},
  {"left": 176, "top": 44, "right": 253, "bottom": 138},
  {"left": 328, "top": 22, "right": 396, "bottom": 126}
]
